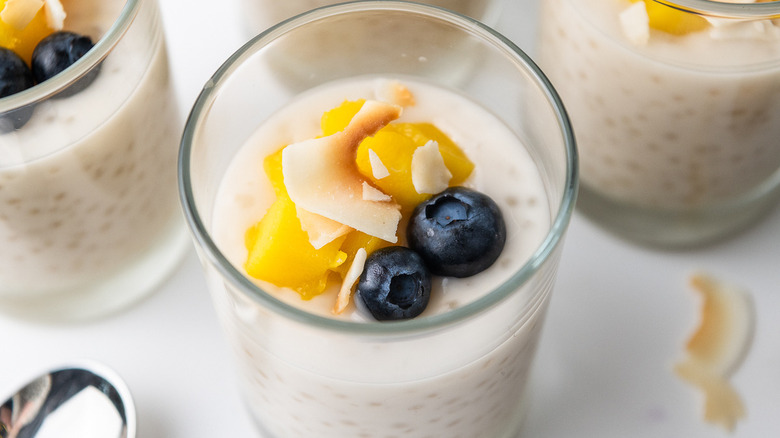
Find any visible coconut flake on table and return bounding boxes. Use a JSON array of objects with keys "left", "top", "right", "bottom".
[{"left": 674, "top": 272, "right": 756, "bottom": 432}]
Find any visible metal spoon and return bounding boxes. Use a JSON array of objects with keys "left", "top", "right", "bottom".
[{"left": 0, "top": 363, "right": 135, "bottom": 438}]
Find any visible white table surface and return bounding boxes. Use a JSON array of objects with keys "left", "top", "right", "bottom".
[{"left": 2, "top": 0, "right": 779, "bottom": 437}]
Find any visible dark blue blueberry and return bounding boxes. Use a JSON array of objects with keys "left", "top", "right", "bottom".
[
  {"left": 32, "top": 31, "right": 98, "bottom": 97},
  {"left": 407, "top": 187, "right": 506, "bottom": 278},
  {"left": 356, "top": 246, "right": 431, "bottom": 321},
  {"left": 0, "top": 48, "right": 35, "bottom": 130}
]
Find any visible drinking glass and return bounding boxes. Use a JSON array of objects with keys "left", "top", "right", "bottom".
[{"left": 180, "top": 2, "right": 577, "bottom": 437}]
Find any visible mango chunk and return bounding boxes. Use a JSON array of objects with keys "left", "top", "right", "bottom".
[
  {"left": 390, "top": 122, "right": 475, "bottom": 186},
  {"left": 321, "top": 99, "right": 365, "bottom": 136},
  {"left": 0, "top": 0, "right": 54, "bottom": 63},
  {"left": 630, "top": 0, "right": 709, "bottom": 35},
  {"left": 244, "top": 195, "right": 347, "bottom": 300}
]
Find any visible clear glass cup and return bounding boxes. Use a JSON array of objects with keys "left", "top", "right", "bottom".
[
  {"left": 179, "top": 2, "right": 577, "bottom": 437},
  {"left": 241, "top": 0, "right": 504, "bottom": 35},
  {"left": 538, "top": 0, "right": 780, "bottom": 247},
  {"left": 0, "top": 0, "right": 187, "bottom": 321}
]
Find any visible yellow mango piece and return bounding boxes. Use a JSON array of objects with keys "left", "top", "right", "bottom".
[
  {"left": 0, "top": 0, "right": 54, "bottom": 64},
  {"left": 630, "top": 0, "right": 709, "bottom": 35},
  {"left": 244, "top": 195, "right": 347, "bottom": 300}
]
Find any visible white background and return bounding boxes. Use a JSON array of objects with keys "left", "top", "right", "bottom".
[{"left": 2, "top": 0, "right": 779, "bottom": 437}]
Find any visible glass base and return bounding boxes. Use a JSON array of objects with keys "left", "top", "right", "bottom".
[
  {"left": 0, "top": 218, "right": 190, "bottom": 323},
  {"left": 576, "top": 181, "right": 780, "bottom": 249}
]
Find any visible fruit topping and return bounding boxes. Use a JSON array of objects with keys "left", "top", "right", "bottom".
[
  {"left": 407, "top": 187, "right": 506, "bottom": 278},
  {"left": 355, "top": 246, "right": 432, "bottom": 321},
  {"left": 243, "top": 87, "right": 494, "bottom": 317},
  {"left": 32, "top": 30, "right": 98, "bottom": 96}
]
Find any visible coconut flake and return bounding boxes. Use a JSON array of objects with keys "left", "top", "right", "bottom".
[
  {"left": 296, "top": 208, "right": 352, "bottom": 250},
  {"left": 44, "top": 0, "right": 65, "bottom": 30},
  {"left": 362, "top": 182, "right": 392, "bottom": 202},
  {"left": 368, "top": 149, "right": 390, "bottom": 180},
  {"left": 1, "top": 0, "right": 45, "bottom": 30},
  {"left": 333, "top": 248, "right": 367, "bottom": 314},
  {"left": 674, "top": 272, "right": 755, "bottom": 432},
  {"left": 374, "top": 79, "right": 416, "bottom": 107},
  {"left": 620, "top": 1, "right": 650, "bottom": 45},
  {"left": 282, "top": 100, "right": 402, "bottom": 243},
  {"left": 411, "top": 140, "right": 452, "bottom": 195}
]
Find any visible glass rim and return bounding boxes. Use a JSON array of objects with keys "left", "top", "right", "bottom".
[
  {"left": 0, "top": 0, "right": 140, "bottom": 113},
  {"left": 178, "top": 0, "right": 579, "bottom": 335},
  {"left": 653, "top": 0, "right": 780, "bottom": 19}
]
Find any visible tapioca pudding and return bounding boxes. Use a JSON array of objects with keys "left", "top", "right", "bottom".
[{"left": 207, "top": 76, "right": 556, "bottom": 437}]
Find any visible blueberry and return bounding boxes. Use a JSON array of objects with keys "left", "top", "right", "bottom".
[
  {"left": 0, "top": 48, "right": 35, "bottom": 129},
  {"left": 356, "top": 246, "right": 432, "bottom": 321},
  {"left": 32, "top": 31, "right": 98, "bottom": 96},
  {"left": 407, "top": 187, "right": 506, "bottom": 278}
]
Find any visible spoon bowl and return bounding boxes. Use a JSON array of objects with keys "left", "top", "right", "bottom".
[{"left": 0, "top": 362, "right": 135, "bottom": 438}]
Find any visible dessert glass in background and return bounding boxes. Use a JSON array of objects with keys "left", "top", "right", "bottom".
[
  {"left": 240, "top": 0, "right": 503, "bottom": 35},
  {"left": 179, "top": 3, "right": 577, "bottom": 438},
  {"left": 538, "top": 0, "right": 780, "bottom": 247},
  {"left": 0, "top": 0, "right": 187, "bottom": 321}
]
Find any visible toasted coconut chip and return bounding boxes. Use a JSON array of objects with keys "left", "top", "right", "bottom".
[
  {"left": 368, "top": 149, "right": 390, "bottom": 180},
  {"left": 333, "top": 247, "right": 367, "bottom": 314},
  {"left": 411, "top": 140, "right": 452, "bottom": 195},
  {"left": 375, "top": 79, "right": 416, "bottom": 107},
  {"left": 675, "top": 272, "right": 755, "bottom": 432},
  {"left": 283, "top": 100, "right": 402, "bottom": 243},
  {"left": 296, "top": 207, "right": 352, "bottom": 250},
  {"left": 44, "top": 0, "right": 65, "bottom": 30}
]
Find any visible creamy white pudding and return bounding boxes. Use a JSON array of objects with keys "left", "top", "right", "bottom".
[
  {"left": 538, "top": 0, "right": 780, "bottom": 244},
  {"left": 207, "top": 76, "right": 555, "bottom": 437},
  {"left": 0, "top": 0, "right": 184, "bottom": 318}
]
